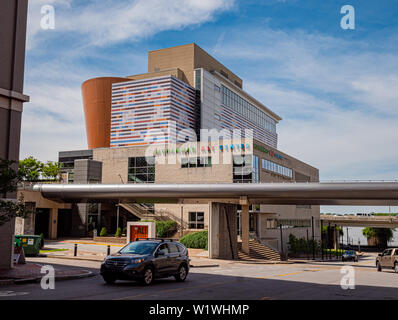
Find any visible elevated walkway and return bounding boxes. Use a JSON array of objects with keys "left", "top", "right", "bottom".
[{"left": 321, "top": 215, "right": 398, "bottom": 228}]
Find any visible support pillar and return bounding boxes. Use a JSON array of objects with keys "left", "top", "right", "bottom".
[
  {"left": 241, "top": 204, "right": 250, "bottom": 254},
  {"left": 48, "top": 208, "right": 58, "bottom": 240},
  {"left": 208, "top": 202, "right": 237, "bottom": 260}
]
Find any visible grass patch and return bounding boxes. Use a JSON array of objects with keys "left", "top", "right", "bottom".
[{"left": 40, "top": 248, "right": 69, "bottom": 253}]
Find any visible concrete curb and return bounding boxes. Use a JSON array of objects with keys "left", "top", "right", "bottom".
[
  {"left": 190, "top": 264, "right": 220, "bottom": 268},
  {"left": 236, "top": 260, "right": 293, "bottom": 265},
  {"left": 289, "top": 259, "right": 342, "bottom": 264},
  {"left": 0, "top": 270, "right": 95, "bottom": 286},
  {"left": 43, "top": 255, "right": 103, "bottom": 262}
]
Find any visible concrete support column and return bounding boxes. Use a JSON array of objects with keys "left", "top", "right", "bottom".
[
  {"left": 208, "top": 202, "right": 237, "bottom": 260},
  {"left": 48, "top": 208, "right": 58, "bottom": 240},
  {"left": 241, "top": 204, "right": 250, "bottom": 254}
]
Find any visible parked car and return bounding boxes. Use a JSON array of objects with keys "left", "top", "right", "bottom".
[
  {"left": 100, "top": 238, "right": 190, "bottom": 285},
  {"left": 342, "top": 250, "right": 358, "bottom": 262},
  {"left": 376, "top": 248, "right": 398, "bottom": 273}
]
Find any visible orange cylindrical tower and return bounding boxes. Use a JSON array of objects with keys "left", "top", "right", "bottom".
[{"left": 81, "top": 77, "right": 127, "bottom": 149}]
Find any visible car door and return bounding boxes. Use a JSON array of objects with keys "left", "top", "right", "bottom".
[
  {"left": 153, "top": 243, "right": 170, "bottom": 276},
  {"left": 167, "top": 243, "right": 181, "bottom": 273},
  {"left": 381, "top": 249, "right": 392, "bottom": 267}
]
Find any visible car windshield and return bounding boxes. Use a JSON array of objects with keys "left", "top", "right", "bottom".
[{"left": 119, "top": 242, "right": 158, "bottom": 255}]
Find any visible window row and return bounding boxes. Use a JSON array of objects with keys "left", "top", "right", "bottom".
[
  {"left": 221, "top": 85, "right": 277, "bottom": 134},
  {"left": 262, "top": 159, "right": 293, "bottom": 178},
  {"left": 181, "top": 157, "right": 212, "bottom": 168}
]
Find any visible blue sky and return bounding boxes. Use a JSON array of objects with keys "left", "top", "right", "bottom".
[{"left": 22, "top": 0, "right": 398, "bottom": 213}]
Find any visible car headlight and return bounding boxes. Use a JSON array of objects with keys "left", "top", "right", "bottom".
[{"left": 132, "top": 258, "right": 144, "bottom": 264}]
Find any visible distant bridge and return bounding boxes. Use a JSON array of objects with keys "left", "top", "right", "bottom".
[{"left": 320, "top": 215, "right": 398, "bottom": 228}]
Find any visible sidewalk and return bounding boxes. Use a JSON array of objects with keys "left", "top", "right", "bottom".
[
  {"left": 0, "top": 263, "right": 94, "bottom": 286},
  {"left": 43, "top": 248, "right": 222, "bottom": 267}
]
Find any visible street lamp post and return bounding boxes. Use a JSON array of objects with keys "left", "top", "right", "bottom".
[{"left": 116, "top": 174, "right": 125, "bottom": 232}]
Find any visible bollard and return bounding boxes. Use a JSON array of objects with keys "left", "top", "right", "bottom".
[
  {"left": 107, "top": 245, "right": 110, "bottom": 256},
  {"left": 74, "top": 243, "right": 77, "bottom": 256}
]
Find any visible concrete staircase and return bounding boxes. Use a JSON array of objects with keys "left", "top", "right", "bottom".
[
  {"left": 237, "top": 240, "right": 281, "bottom": 261},
  {"left": 119, "top": 203, "right": 168, "bottom": 221}
]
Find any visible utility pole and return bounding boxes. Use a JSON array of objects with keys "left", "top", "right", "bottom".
[
  {"left": 116, "top": 174, "right": 125, "bottom": 231},
  {"left": 311, "top": 216, "right": 315, "bottom": 260},
  {"left": 180, "top": 205, "right": 184, "bottom": 238},
  {"left": 280, "top": 224, "right": 284, "bottom": 258},
  {"left": 321, "top": 220, "right": 324, "bottom": 260}
]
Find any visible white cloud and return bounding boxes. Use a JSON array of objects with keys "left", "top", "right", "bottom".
[
  {"left": 20, "top": 83, "right": 86, "bottom": 161},
  {"left": 210, "top": 27, "right": 398, "bottom": 182},
  {"left": 27, "top": 0, "right": 234, "bottom": 48},
  {"left": 22, "top": 0, "right": 235, "bottom": 161}
]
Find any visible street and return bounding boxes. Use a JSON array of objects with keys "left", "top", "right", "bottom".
[{"left": 1, "top": 254, "right": 397, "bottom": 300}]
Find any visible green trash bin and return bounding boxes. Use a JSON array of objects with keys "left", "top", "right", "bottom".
[{"left": 14, "top": 235, "right": 42, "bottom": 256}]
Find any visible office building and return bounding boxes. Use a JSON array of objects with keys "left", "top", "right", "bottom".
[
  {"left": 0, "top": 0, "right": 29, "bottom": 269},
  {"left": 28, "top": 44, "right": 320, "bottom": 258}
]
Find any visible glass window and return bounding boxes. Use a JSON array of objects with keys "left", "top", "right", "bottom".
[
  {"left": 189, "top": 212, "right": 205, "bottom": 229},
  {"left": 168, "top": 243, "right": 179, "bottom": 253},
  {"left": 120, "top": 241, "right": 158, "bottom": 254},
  {"left": 128, "top": 157, "right": 155, "bottom": 183},
  {"left": 261, "top": 158, "right": 292, "bottom": 179},
  {"left": 181, "top": 157, "right": 212, "bottom": 168},
  {"left": 157, "top": 243, "right": 169, "bottom": 255}
]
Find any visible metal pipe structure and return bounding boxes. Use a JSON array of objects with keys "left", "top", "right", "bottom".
[{"left": 33, "top": 182, "right": 398, "bottom": 205}]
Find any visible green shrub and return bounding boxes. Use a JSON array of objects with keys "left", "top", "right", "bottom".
[
  {"left": 156, "top": 220, "right": 178, "bottom": 238},
  {"left": 39, "top": 233, "right": 45, "bottom": 249},
  {"left": 180, "top": 231, "right": 208, "bottom": 250},
  {"left": 115, "top": 227, "right": 122, "bottom": 238},
  {"left": 288, "top": 234, "right": 321, "bottom": 255},
  {"left": 100, "top": 227, "right": 108, "bottom": 237}
]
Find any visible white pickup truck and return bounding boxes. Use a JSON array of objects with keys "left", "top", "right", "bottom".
[{"left": 376, "top": 248, "right": 398, "bottom": 273}]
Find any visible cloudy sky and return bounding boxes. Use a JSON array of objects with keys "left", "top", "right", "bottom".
[{"left": 22, "top": 0, "right": 398, "bottom": 213}]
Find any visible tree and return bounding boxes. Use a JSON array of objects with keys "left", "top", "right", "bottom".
[
  {"left": 18, "top": 157, "right": 42, "bottom": 182},
  {"left": 42, "top": 161, "right": 62, "bottom": 181},
  {"left": 363, "top": 227, "right": 394, "bottom": 248},
  {"left": 0, "top": 159, "right": 18, "bottom": 194},
  {"left": 0, "top": 159, "right": 32, "bottom": 226}
]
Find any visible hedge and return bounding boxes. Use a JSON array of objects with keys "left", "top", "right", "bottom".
[
  {"left": 179, "top": 231, "right": 208, "bottom": 250},
  {"left": 100, "top": 227, "right": 108, "bottom": 237},
  {"left": 115, "top": 227, "right": 122, "bottom": 238},
  {"left": 156, "top": 220, "right": 178, "bottom": 238}
]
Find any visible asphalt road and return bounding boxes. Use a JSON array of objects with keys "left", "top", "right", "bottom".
[{"left": 1, "top": 254, "right": 397, "bottom": 300}]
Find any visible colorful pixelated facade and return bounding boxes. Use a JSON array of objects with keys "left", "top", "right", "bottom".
[{"left": 110, "top": 75, "right": 197, "bottom": 148}]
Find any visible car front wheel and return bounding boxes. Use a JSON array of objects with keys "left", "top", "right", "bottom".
[
  {"left": 394, "top": 263, "right": 398, "bottom": 274},
  {"left": 175, "top": 264, "right": 188, "bottom": 282},
  {"left": 103, "top": 274, "right": 116, "bottom": 284},
  {"left": 377, "top": 262, "right": 382, "bottom": 272},
  {"left": 142, "top": 267, "right": 154, "bottom": 286}
]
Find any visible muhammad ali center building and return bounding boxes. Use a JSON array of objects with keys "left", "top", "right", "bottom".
[{"left": 60, "top": 43, "right": 320, "bottom": 253}]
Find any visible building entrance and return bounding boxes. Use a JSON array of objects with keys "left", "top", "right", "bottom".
[{"left": 34, "top": 208, "right": 50, "bottom": 238}]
